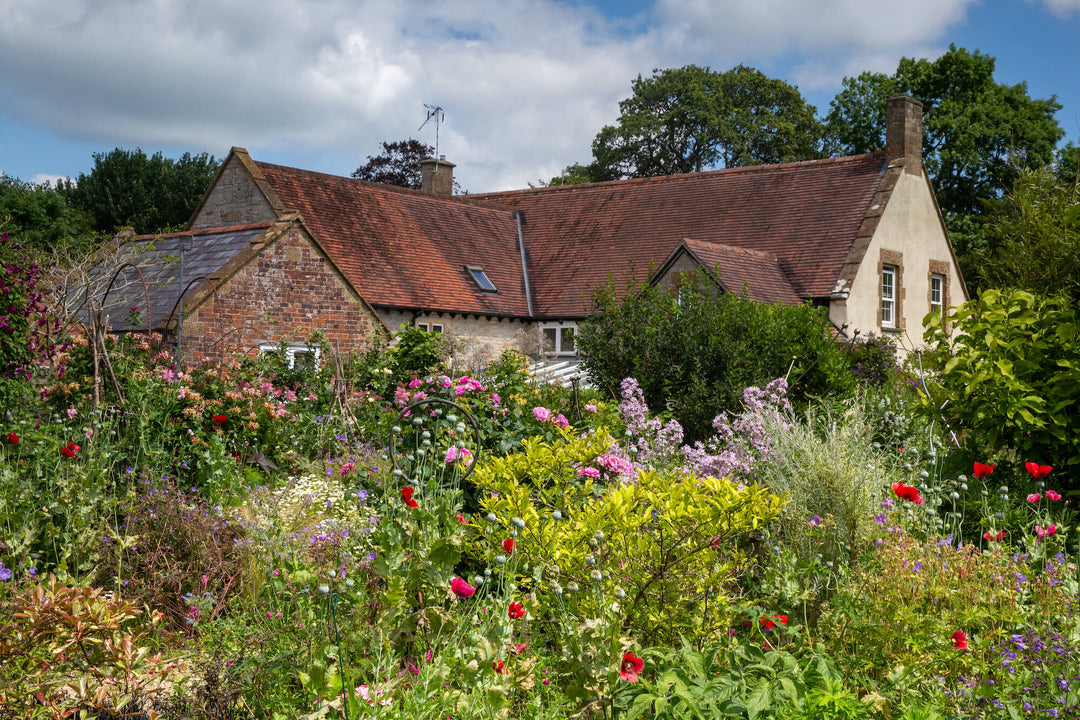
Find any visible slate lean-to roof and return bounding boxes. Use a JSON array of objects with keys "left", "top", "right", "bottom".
[
  {"left": 86, "top": 223, "right": 280, "bottom": 332},
  {"left": 254, "top": 163, "right": 530, "bottom": 319},
  {"left": 247, "top": 152, "right": 888, "bottom": 320}
]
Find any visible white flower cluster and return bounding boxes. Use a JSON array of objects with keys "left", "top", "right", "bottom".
[{"left": 269, "top": 474, "right": 377, "bottom": 533}]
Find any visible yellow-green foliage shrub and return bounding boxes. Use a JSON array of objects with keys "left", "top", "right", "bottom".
[{"left": 469, "top": 431, "right": 783, "bottom": 647}]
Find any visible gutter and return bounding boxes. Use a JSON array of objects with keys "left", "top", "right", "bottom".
[{"left": 515, "top": 210, "right": 534, "bottom": 318}]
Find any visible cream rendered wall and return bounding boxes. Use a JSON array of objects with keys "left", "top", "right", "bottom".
[{"left": 839, "top": 170, "right": 966, "bottom": 351}]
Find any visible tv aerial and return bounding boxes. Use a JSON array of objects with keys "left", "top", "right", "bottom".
[{"left": 419, "top": 104, "right": 444, "bottom": 159}]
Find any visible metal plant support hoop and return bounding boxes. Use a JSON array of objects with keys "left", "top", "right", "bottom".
[{"left": 388, "top": 396, "right": 482, "bottom": 486}]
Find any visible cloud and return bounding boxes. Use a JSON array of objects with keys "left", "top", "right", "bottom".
[
  {"left": 0, "top": 0, "right": 980, "bottom": 189},
  {"left": 1034, "top": 0, "right": 1080, "bottom": 16}
]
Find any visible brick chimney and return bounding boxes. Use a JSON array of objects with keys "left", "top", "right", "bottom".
[
  {"left": 420, "top": 156, "right": 455, "bottom": 196},
  {"left": 885, "top": 95, "right": 923, "bottom": 176}
]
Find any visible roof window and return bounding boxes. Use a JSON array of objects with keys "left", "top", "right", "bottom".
[{"left": 466, "top": 266, "right": 497, "bottom": 292}]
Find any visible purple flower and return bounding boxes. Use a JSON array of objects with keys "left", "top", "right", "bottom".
[
  {"left": 0, "top": 567, "right": 11, "bottom": 581},
  {"left": 808, "top": 515, "right": 822, "bottom": 527}
]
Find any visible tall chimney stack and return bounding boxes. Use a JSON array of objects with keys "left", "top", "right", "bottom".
[
  {"left": 420, "top": 156, "right": 455, "bottom": 196},
  {"left": 885, "top": 95, "right": 923, "bottom": 176}
]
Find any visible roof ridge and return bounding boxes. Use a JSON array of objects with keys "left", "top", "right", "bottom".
[
  {"left": 472, "top": 152, "right": 887, "bottom": 198},
  {"left": 132, "top": 221, "right": 279, "bottom": 241},
  {"left": 682, "top": 238, "right": 784, "bottom": 261}
]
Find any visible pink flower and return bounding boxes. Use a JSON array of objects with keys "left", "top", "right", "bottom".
[
  {"left": 1036, "top": 524, "right": 1058, "bottom": 540},
  {"left": 408, "top": 378, "right": 422, "bottom": 388},
  {"left": 533, "top": 407, "right": 552, "bottom": 422},
  {"left": 451, "top": 577, "right": 476, "bottom": 598},
  {"left": 554, "top": 414, "right": 569, "bottom": 428},
  {"left": 393, "top": 386, "right": 412, "bottom": 407},
  {"left": 491, "top": 393, "right": 501, "bottom": 407},
  {"left": 577, "top": 466, "right": 600, "bottom": 478},
  {"left": 446, "top": 446, "right": 473, "bottom": 464},
  {"left": 1046, "top": 490, "right": 1062, "bottom": 501},
  {"left": 66, "top": 407, "right": 77, "bottom": 420},
  {"left": 584, "top": 404, "right": 597, "bottom": 413},
  {"left": 1027, "top": 493, "right": 1042, "bottom": 503}
]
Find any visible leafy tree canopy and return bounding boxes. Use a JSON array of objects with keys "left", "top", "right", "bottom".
[
  {"left": 0, "top": 174, "right": 93, "bottom": 250},
  {"left": 352, "top": 139, "right": 435, "bottom": 189},
  {"left": 977, "top": 167, "right": 1080, "bottom": 302},
  {"left": 58, "top": 148, "right": 220, "bottom": 235},
  {"left": 576, "top": 64, "right": 822, "bottom": 182},
  {"left": 825, "top": 45, "right": 1064, "bottom": 218}
]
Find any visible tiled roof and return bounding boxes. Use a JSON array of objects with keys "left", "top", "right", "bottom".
[
  {"left": 254, "top": 163, "right": 530, "bottom": 318},
  {"left": 83, "top": 223, "right": 277, "bottom": 332},
  {"left": 658, "top": 239, "right": 804, "bottom": 306},
  {"left": 471, "top": 154, "right": 887, "bottom": 317}
]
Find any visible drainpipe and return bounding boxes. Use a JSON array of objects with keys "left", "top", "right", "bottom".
[{"left": 515, "top": 211, "right": 534, "bottom": 318}]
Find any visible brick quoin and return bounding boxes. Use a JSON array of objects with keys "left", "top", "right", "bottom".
[{"left": 182, "top": 227, "right": 384, "bottom": 362}]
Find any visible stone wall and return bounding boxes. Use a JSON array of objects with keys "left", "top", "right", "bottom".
[
  {"left": 190, "top": 153, "right": 276, "bottom": 229},
  {"left": 182, "top": 225, "right": 386, "bottom": 362}
]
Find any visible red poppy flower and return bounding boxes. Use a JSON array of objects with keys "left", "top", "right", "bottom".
[
  {"left": 973, "top": 462, "right": 995, "bottom": 478},
  {"left": 1025, "top": 462, "right": 1052, "bottom": 478},
  {"left": 212, "top": 414, "right": 228, "bottom": 424},
  {"left": 502, "top": 538, "right": 514, "bottom": 555},
  {"left": 6, "top": 432, "right": 18, "bottom": 445},
  {"left": 508, "top": 601, "right": 526, "bottom": 620},
  {"left": 951, "top": 630, "right": 968, "bottom": 650},
  {"left": 60, "top": 441, "right": 80, "bottom": 458},
  {"left": 401, "top": 486, "right": 419, "bottom": 508},
  {"left": 457, "top": 512, "right": 466, "bottom": 523},
  {"left": 983, "top": 529, "right": 1005, "bottom": 541},
  {"left": 451, "top": 577, "right": 475, "bottom": 598},
  {"left": 620, "top": 653, "right": 644, "bottom": 682},
  {"left": 759, "top": 614, "right": 788, "bottom": 629},
  {"left": 891, "top": 482, "right": 923, "bottom": 505},
  {"left": 492, "top": 660, "right": 505, "bottom": 674}
]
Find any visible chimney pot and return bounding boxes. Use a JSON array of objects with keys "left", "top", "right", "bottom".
[
  {"left": 885, "top": 95, "right": 923, "bottom": 176},
  {"left": 420, "top": 156, "right": 456, "bottom": 196}
]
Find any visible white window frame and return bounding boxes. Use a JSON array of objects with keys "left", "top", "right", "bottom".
[
  {"left": 540, "top": 324, "right": 577, "bottom": 356},
  {"left": 415, "top": 322, "right": 444, "bottom": 333},
  {"left": 881, "top": 265, "right": 896, "bottom": 328},
  {"left": 930, "top": 273, "right": 944, "bottom": 316},
  {"left": 259, "top": 343, "right": 321, "bottom": 370}
]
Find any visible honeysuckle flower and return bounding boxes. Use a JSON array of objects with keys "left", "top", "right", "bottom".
[
  {"left": 533, "top": 407, "right": 552, "bottom": 422},
  {"left": 451, "top": 577, "right": 475, "bottom": 598},
  {"left": 952, "top": 630, "right": 968, "bottom": 650},
  {"left": 401, "top": 486, "right": 419, "bottom": 508},
  {"left": 620, "top": 653, "right": 644, "bottom": 682},
  {"left": 1036, "top": 524, "right": 1058, "bottom": 540},
  {"left": 1025, "top": 462, "right": 1053, "bottom": 478},
  {"left": 1046, "top": 490, "right": 1062, "bottom": 501},
  {"left": 1027, "top": 493, "right": 1043, "bottom": 503},
  {"left": 891, "top": 481, "right": 923, "bottom": 505},
  {"left": 502, "top": 538, "right": 514, "bottom": 555},
  {"left": 973, "top": 462, "right": 995, "bottom": 478},
  {"left": 6, "top": 432, "right": 18, "bottom": 444},
  {"left": 212, "top": 414, "right": 228, "bottom": 424},
  {"left": 508, "top": 601, "right": 526, "bottom": 619}
]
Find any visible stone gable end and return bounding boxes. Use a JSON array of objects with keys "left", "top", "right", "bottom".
[
  {"left": 190, "top": 154, "right": 277, "bottom": 229},
  {"left": 182, "top": 226, "right": 384, "bottom": 361}
]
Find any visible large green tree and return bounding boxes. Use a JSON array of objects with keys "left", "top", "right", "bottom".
[
  {"left": 825, "top": 45, "right": 1063, "bottom": 284},
  {"left": 59, "top": 149, "right": 220, "bottom": 235},
  {"left": 575, "top": 64, "right": 822, "bottom": 182}
]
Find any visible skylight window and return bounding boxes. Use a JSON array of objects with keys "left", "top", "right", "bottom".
[{"left": 466, "top": 266, "right": 497, "bottom": 292}]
